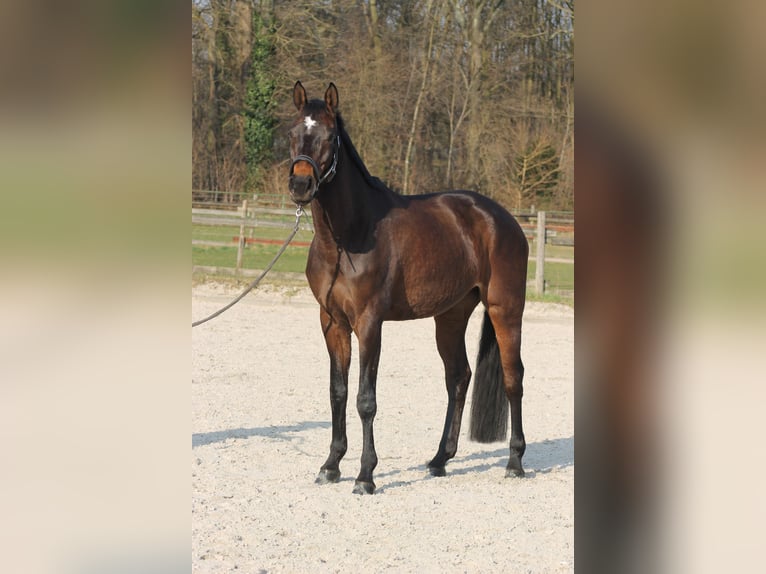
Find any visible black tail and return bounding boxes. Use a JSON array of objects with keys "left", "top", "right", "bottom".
[{"left": 469, "top": 312, "right": 509, "bottom": 442}]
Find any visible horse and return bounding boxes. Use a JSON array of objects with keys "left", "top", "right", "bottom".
[{"left": 287, "top": 81, "right": 529, "bottom": 494}]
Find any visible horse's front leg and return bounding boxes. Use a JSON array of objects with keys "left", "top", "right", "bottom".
[
  {"left": 316, "top": 308, "right": 352, "bottom": 485},
  {"left": 352, "top": 317, "right": 383, "bottom": 495}
]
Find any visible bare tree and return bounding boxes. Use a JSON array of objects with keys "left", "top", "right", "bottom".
[{"left": 192, "top": 0, "right": 574, "bottom": 211}]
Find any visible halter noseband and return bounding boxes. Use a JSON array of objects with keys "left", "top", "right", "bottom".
[{"left": 289, "top": 135, "right": 341, "bottom": 198}]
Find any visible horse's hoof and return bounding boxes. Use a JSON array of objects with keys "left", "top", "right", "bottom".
[
  {"left": 352, "top": 480, "right": 376, "bottom": 495},
  {"left": 315, "top": 468, "right": 341, "bottom": 484},
  {"left": 505, "top": 466, "right": 526, "bottom": 478},
  {"left": 428, "top": 465, "right": 446, "bottom": 477}
]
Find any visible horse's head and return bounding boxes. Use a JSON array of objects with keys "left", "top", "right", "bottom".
[{"left": 288, "top": 81, "right": 341, "bottom": 205}]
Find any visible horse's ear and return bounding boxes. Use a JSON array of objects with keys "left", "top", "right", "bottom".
[
  {"left": 325, "top": 83, "right": 339, "bottom": 114},
  {"left": 293, "top": 81, "right": 307, "bottom": 111}
]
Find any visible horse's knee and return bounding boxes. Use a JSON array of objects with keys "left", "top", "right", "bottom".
[
  {"left": 330, "top": 381, "right": 347, "bottom": 403},
  {"left": 356, "top": 391, "right": 377, "bottom": 419}
]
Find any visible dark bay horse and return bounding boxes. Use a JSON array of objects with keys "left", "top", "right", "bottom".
[{"left": 288, "top": 81, "right": 528, "bottom": 494}]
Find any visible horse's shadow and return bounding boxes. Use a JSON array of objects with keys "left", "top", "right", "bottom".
[
  {"left": 192, "top": 421, "right": 331, "bottom": 448},
  {"left": 192, "top": 424, "right": 572, "bottom": 494},
  {"left": 374, "top": 435, "right": 574, "bottom": 493}
]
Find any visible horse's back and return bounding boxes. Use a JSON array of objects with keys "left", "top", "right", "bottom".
[{"left": 396, "top": 190, "right": 527, "bottom": 265}]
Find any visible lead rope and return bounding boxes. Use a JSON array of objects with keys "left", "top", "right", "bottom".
[{"left": 192, "top": 206, "right": 305, "bottom": 328}]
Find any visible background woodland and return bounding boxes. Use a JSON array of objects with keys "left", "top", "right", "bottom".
[{"left": 192, "top": 0, "right": 573, "bottom": 211}]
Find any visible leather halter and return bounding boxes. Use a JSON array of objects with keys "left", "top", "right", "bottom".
[{"left": 289, "top": 134, "right": 341, "bottom": 200}]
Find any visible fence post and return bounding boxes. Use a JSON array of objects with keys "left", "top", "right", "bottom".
[
  {"left": 535, "top": 211, "right": 546, "bottom": 295},
  {"left": 236, "top": 199, "right": 248, "bottom": 274}
]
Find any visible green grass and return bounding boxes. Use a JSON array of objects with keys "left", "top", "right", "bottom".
[
  {"left": 192, "top": 244, "right": 310, "bottom": 274},
  {"left": 526, "top": 260, "right": 574, "bottom": 292},
  {"left": 525, "top": 290, "right": 574, "bottom": 305},
  {"left": 531, "top": 242, "right": 574, "bottom": 259}
]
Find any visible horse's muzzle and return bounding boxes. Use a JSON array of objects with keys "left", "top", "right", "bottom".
[{"left": 289, "top": 174, "right": 316, "bottom": 205}]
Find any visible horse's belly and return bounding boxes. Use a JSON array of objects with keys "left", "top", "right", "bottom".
[{"left": 386, "top": 255, "right": 479, "bottom": 320}]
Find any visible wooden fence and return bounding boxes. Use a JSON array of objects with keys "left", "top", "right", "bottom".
[
  {"left": 514, "top": 210, "right": 575, "bottom": 296},
  {"left": 192, "top": 196, "right": 573, "bottom": 296}
]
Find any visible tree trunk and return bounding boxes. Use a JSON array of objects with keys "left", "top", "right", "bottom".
[{"left": 403, "top": 0, "right": 436, "bottom": 195}]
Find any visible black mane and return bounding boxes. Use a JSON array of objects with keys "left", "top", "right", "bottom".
[{"left": 336, "top": 114, "right": 395, "bottom": 195}]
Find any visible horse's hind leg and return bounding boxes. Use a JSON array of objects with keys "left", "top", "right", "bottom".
[
  {"left": 487, "top": 303, "right": 526, "bottom": 477},
  {"left": 428, "top": 290, "right": 480, "bottom": 477}
]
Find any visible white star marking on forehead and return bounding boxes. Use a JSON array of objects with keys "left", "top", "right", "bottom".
[{"left": 303, "top": 116, "right": 317, "bottom": 132}]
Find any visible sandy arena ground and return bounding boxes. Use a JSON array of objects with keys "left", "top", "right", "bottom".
[{"left": 192, "top": 283, "right": 573, "bottom": 573}]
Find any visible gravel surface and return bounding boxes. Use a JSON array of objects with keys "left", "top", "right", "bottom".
[{"left": 192, "top": 283, "right": 573, "bottom": 573}]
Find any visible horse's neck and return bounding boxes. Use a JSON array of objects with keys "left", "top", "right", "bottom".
[{"left": 312, "top": 141, "right": 380, "bottom": 247}]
